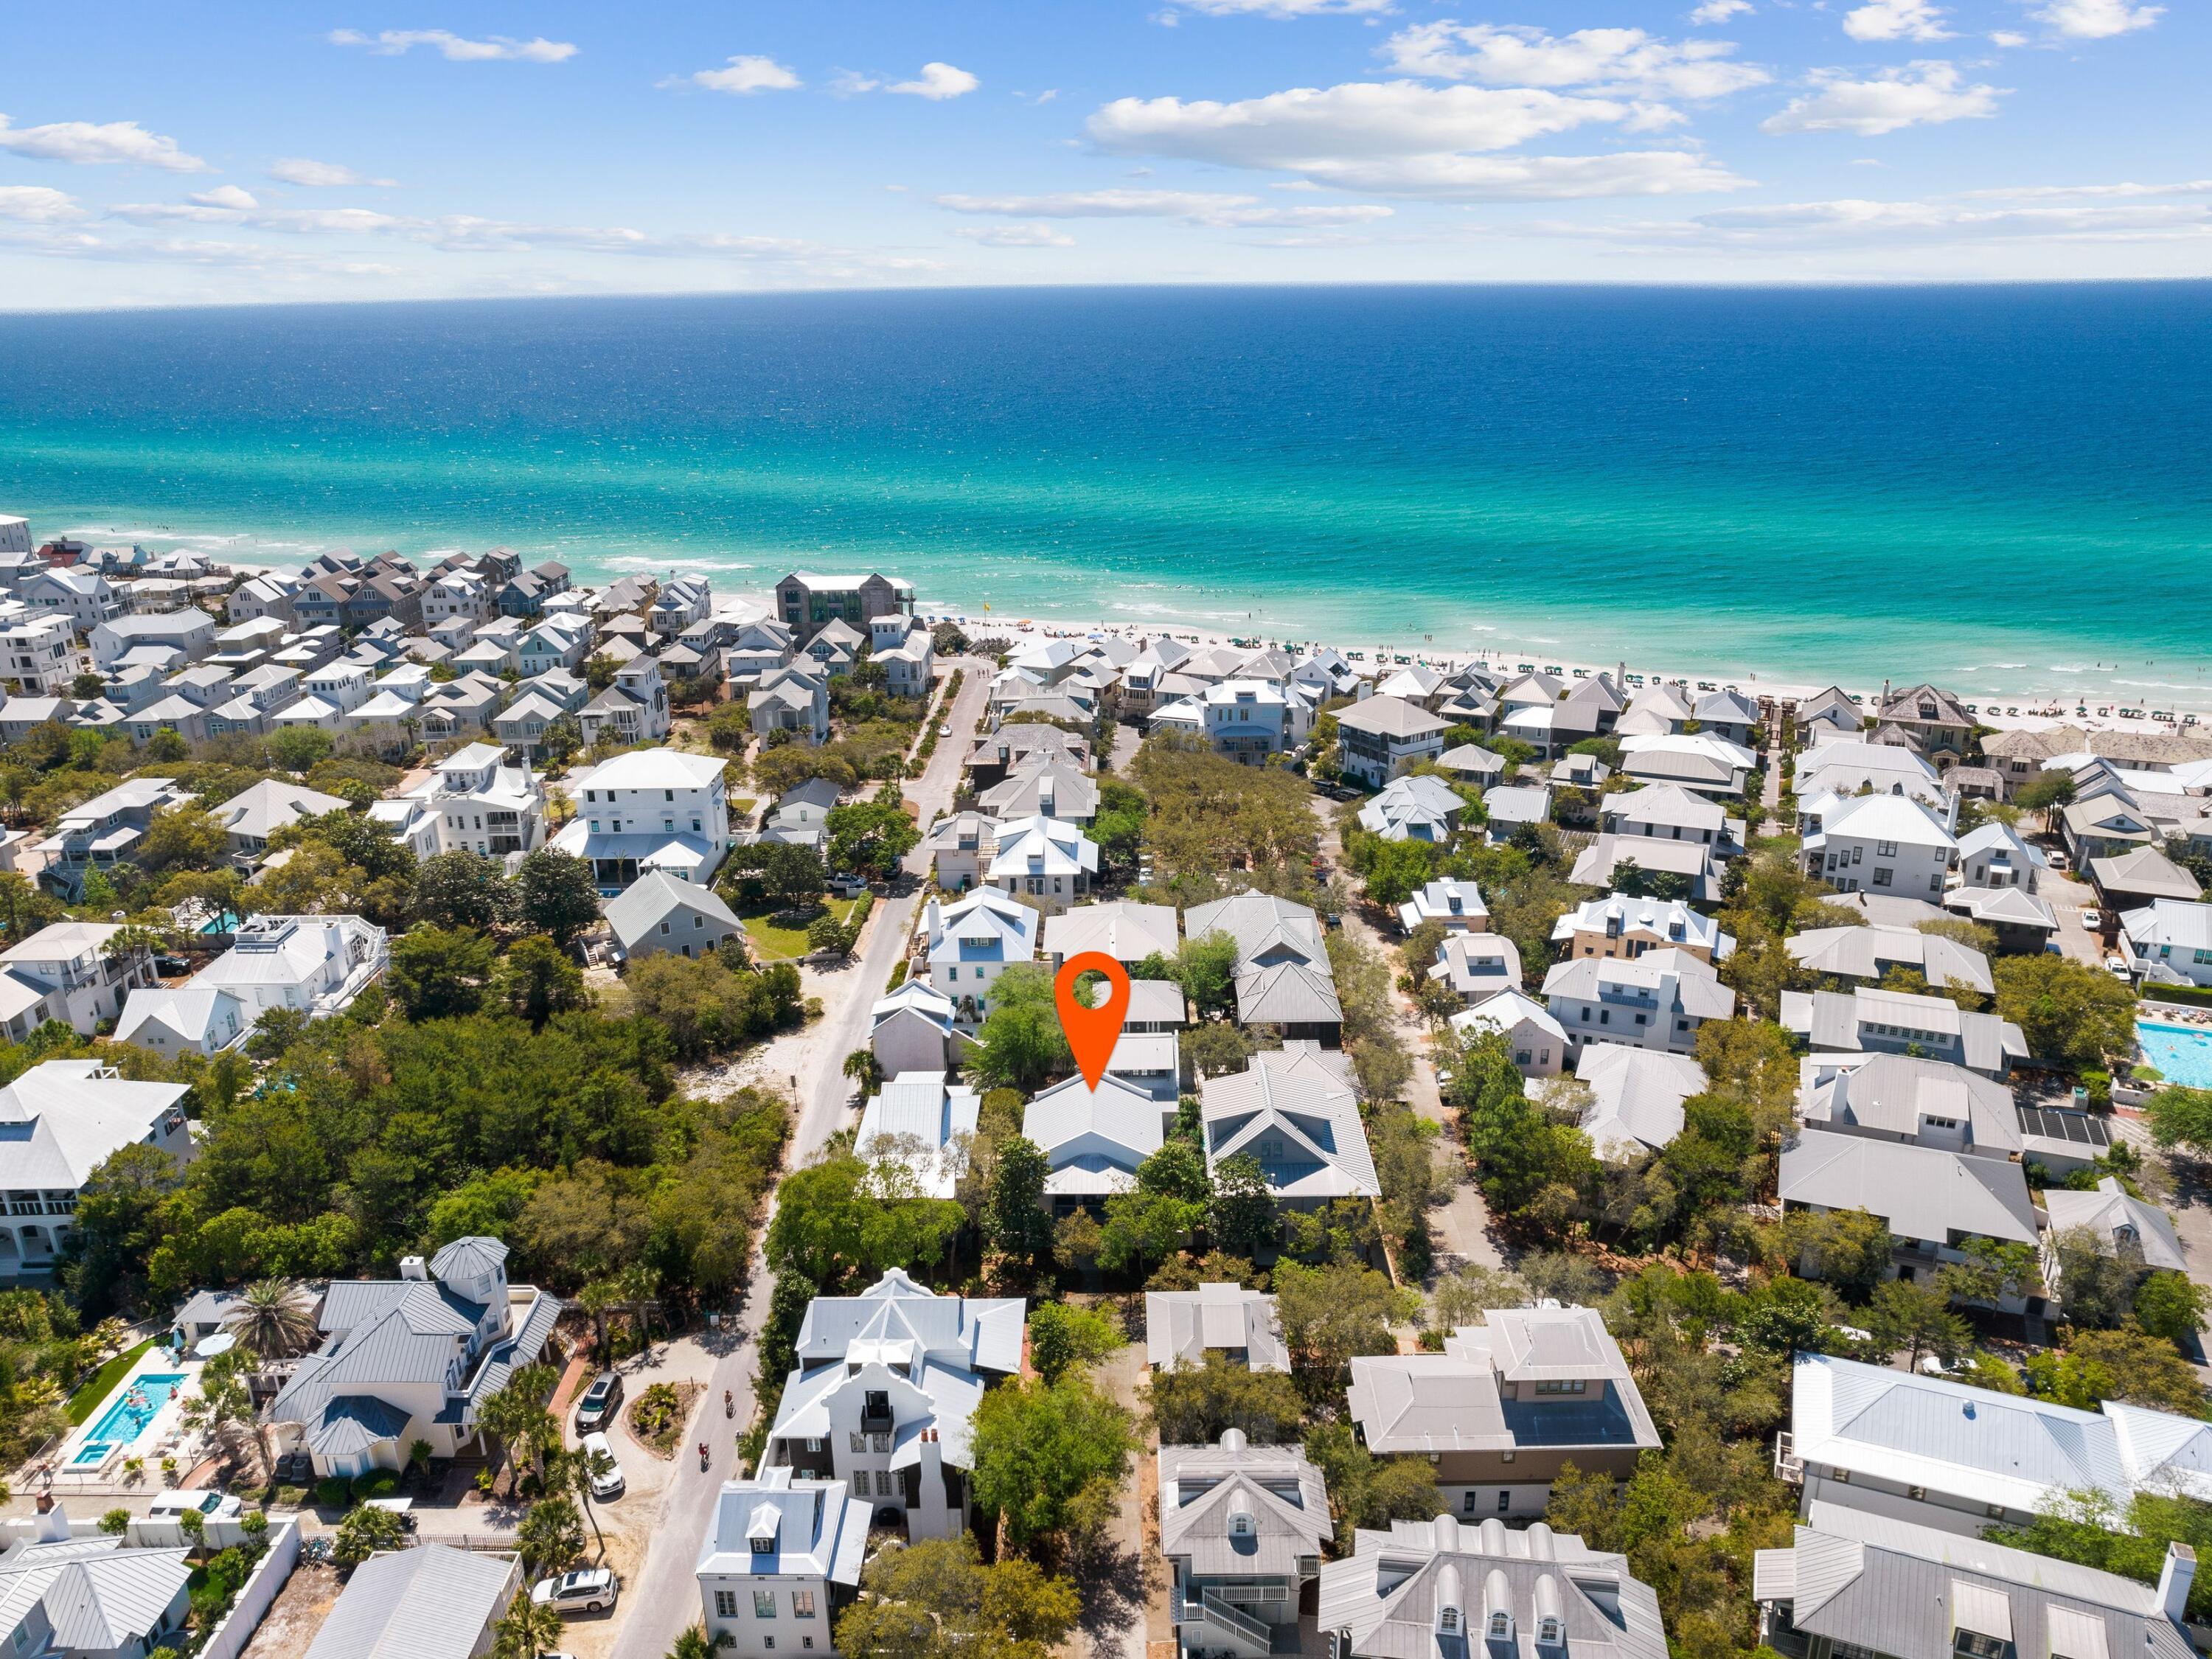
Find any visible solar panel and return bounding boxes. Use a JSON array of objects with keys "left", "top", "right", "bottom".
[{"left": 2014, "top": 1105, "right": 2111, "bottom": 1148}]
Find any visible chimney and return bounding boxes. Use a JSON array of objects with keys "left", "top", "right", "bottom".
[
  {"left": 32, "top": 1500, "right": 69, "bottom": 1543},
  {"left": 2161, "top": 1543, "right": 2196, "bottom": 1621},
  {"left": 399, "top": 1255, "right": 428, "bottom": 1281}
]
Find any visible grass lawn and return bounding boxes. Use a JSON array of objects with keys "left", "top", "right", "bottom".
[
  {"left": 67, "top": 1339, "right": 155, "bottom": 1426},
  {"left": 742, "top": 897, "right": 863, "bottom": 961}
]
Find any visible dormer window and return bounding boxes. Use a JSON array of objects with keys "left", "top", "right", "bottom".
[
  {"left": 1539, "top": 1619, "right": 1562, "bottom": 1646},
  {"left": 1488, "top": 1613, "right": 1510, "bottom": 1639},
  {"left": 1441, "top": 1609, "right": 1461, "bottom": 1634},
  {"left": 1231, "top": 1509, "right": 1255, "bottom": 1537}
]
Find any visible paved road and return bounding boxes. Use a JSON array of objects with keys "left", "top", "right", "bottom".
[{"left": 610, "top": 659, "right": 992, "bottom": 1659}]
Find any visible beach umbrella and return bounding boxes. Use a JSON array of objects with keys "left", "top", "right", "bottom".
[{"left": 192, "top": 1332, "right": 236, "bottom": 1359}]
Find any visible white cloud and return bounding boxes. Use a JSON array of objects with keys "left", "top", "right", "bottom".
[
  {"left": 1383, "top": 22, "right": 1770, "bottom": 100},
  {"left": 953, "top": 223, "right": 1077, "bottom": 246},
  {"left": 327, "top": 29, "right": 577, "bottom": 63},
  {"left": 0, "top": 114, "right": 208, "bottom": 172},
  {"left": 1688, "top": 0, "right": 1753, "bottom": 21},
  {"left": 191, "top": 185, "right": 260, "bottom": 210},
  {"left": 0, "top": 186, "right": 82, "bottom": 223},
  {"left": 1176, "top": 0, "right": 1394, "bottom": 13},
  {"left": 1963, "top": 178, "right": 2212, "bottom": 198},
  {"left": 939, "top": 187, "right": 1397, "bottom": 226},
  {"left": 1989, "top": 29, "right": 2031, "bottom": 43},
  {"left": 1762, "top": 61, "right": 2003, "bottom": 135},
  {"left": 683, "top": 55, "right": 802, "bottom": 94},
  {"left": 1086, "top": 80, "right": 1750, "bottom": 199},
  {"left": 1843, "top": 0, "right": 1953, "bottom": 41},
  {"left": 2031, "top": 0, "right": 2160, "bottom": 36},
  {"left": 887, "top": 63, "right": 979, "bottom": 100},
  {"left": 268, "top": 157, "right": 397, "bottom": 187},
  {"left": 1691, "top": 195, "right": 2209, "bottom": 241}
]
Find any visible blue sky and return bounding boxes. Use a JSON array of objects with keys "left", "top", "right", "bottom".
[{"left": 0, "top": 0, "right": 2200, "bottom": 306}]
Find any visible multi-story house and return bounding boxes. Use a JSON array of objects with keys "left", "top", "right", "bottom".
[
  {"left": 1874, "top": 681, "right": 1975, "bottom": 756},
  {"left": 302, "top": 659, "right": 372, "bottom": 714},
  {"left": 764, "top": 1270, "right": 1025, "bottom": 1541},
  {"left": 1778, "top": 986, "right": 2028, "bottom": 1078},
  {"left": 420, "top": 742, "right": 549, "bottom": 858},
  {"left": 1153, "top": 679, "right": 1317, "bottom": 768},
  {"left": 749, "top": 667, "right": 832, "bottom": 746},
  {"left": 423, "top": 568, "right": 493, "bottom": 628},
  {"left": 580, "top": 657, "right": 672, "bottom": 748},
  {"left": 518, "top": 616, "right": 592, "bottom": 677},
  {"left": 1199, "top": 1046, "right": 1379, "bottom": 1213},
  {"left": 1541, "top": 948, "right": 1736, "bottom": 1059},
  {"left": 873, "top": 622, "right": 936, "bottom": 699},
  {"left": 553, "top": 746, "right": 731, "bottom": 891},
  {"left": 1334, "top": 695, "right": 1449, "bottom": 787},
  {"left": 723, "top": 619, "right": 798, "bottom": 692},
  {"left": 923, "top": 888, "right": 1040, "bottom": 1025},
  {"left": 1146, "top": 1284, "right": 1289, "bottom": 1374},
  {"left": 0, "top": 921, "right": 159, "bottom": 1035},
  {"left": 40, "top": 776, "right": 196, "bottom": 897},
  {"left": 265, "top": 1237, "right": 559, "bottom": 1480},
  {"left": 1348, "top": 1305, "right": 1663, "bottom": 1520},
  {"left": 115, "top": 913, "right": 389, "bottom": 1055},
  {"left": 1321, "top": 1515, "right": 1667, "bottom": 1659},
  {"left": 775, "top": 569, "right": 915, "bottom": 643},
  {"left": 984, "top": 815, "right": 1099, "bottom": 914},
  {"left": 1785, "top": 923, "right": 1992, "bottom": 998},
  {"left": 1955, "top": 820, "right": 2047, "bottom": 892},
  {"left": 225, "top": 572, "right": 299, "bottom": 626},
  {"left": 18, "top": 566, "right": 118, "bottom": 630},
  {"left": 0, "top": 1060, "right": 192, "bottom": 1276},
  {"left": 1398, "top": 879, "right": 1489, "bottom": 935},
  {"left": 2121, "top": 900, "right": 2212, "bottom": 991},
  {"left": 0, "top": 615, "right": 88, "bottom": 693},
  {"left": 1804, "top": 793, "right": 1958, "bottom": 899},
  {"left": 695, "top": 1470, "right": 867, "bottom": 1659},
  {"left": 209, "top": 779, "right": 350, "bottom": 862},
  {"left": 1550, "top": 894, "right": 1732, "bottom": 964},
  {"left": 1161, "top": 1430, "right": 1332, "bottom": 1659},
  {"left": 650, "top": 575, "right": 712, "bottom": 638}
]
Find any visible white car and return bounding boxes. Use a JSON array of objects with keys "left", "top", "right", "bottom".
[
  {"left": 148, "top": 1491, "right": 242, "bottom": 1523},
  {"left": 580, "top": 1431, "right": 625, "bottom": 1501},
  {"left": 2105, "top": 956, "right": 2133, "bottom": 978},
  {"left": 532, "top": 1568, "right": 619, "bottom": 1615},
  {"left": 2079, "top": 908, "right": 2101, "bottom": 931}
]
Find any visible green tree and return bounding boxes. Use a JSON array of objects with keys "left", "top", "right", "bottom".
[
  {"left": 1303, "top": 1419, "right": 1444, "bottom": 1540},
  {"left": 1780, "top": 1208, "right": 1894, "bottom": 1302},
  {"left": 493, "top": 936, "right": 588, "bottom": 1029},
  {"left": 1175, "top": 931, "right": 1240, "bottom": 1020},
  {"left": 1273, "top": 1261, "right": 1417, "bottom": 1388},
  {"left": 139, "top": 807, "right": 229, "bottom": 873},
  {"left": 1207, "top": 1153, "right": 1278, "bottom": 1259},
  {"left": 2014, "top": 770, "right": 2078, "bottom": 833},
  {"left": 513, "top": 1496, "right": 586, "bottom": 1576},
  {"left": 493, "top": 1592, "right": 568, "bottom": 1659},
  {"left": 1026, "top": 1301, "right": 1124, "bottom": 1383},
  {"left": 331, "top": 1503, "right": 408, "bottom": 1568},
  {"left": 968, "top": 965, "right": 1071, "bottom": 1091},
  {"left": 222, "top": 1277, "right": 321, "bottom": 1359},
  {"left": 1363, "top": 838, "right": 1437, "bottom": 909},
  {"left": 2148, "top": 1085, "right": 2212, "bottom": 1157},
  {"left": 826, "top": 794, "right": 920, "bottom": 879},
  {"left": 1864, "top": 1277, "right": 1970, "bottom": 1369},
  {"left": 412, "top": 850, "right": 513, "bottom": 931},
  {"left": 514, "top": 849, "right": 603, "bottom": 946},
  {"left": 387, "top": 925, "right": 497, "bottom": 1020},
  {"left": 2026, "top": 1327, "right": 2208, "bottom": 1413},
  {"left": 1993, "top": 953, "right": 2138, "bottom": 1071},
  {"left": 970, "top": 1374, "right": 1135, "bottom": 1550},
  {"left": 268, "top": 726, "right": 335, "bottom": 772},
  {"left": 1147, "top": 1354, "right": 1308, "bottom": 1445},
  {"left": 985, "top": 1136, "right": 1057, "bottom": 1270},
  {"left": 2132, "top": 1271, "right": 2211, "bottom": 1347},
  {"left": 765, "top": 1156, "right": 962, "bottom": 1290},
  {"left": 762, "top": 843, "right": 827, "bottom": 910},
  {"left": 832, "top": 1536, "right": 1079, "bottom": 1659}
]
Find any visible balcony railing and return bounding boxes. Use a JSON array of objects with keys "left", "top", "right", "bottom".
[
  {"left": 1774, "top": 1431, "right": 1803, "bottom": 1485},
  {"left": 1182, "top": 1592, "right": 1273, "bottom": 1651}
]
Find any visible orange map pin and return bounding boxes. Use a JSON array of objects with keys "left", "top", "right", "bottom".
[{"left": 1054, "top": 950, "right": 1132, "bottom": 1091}]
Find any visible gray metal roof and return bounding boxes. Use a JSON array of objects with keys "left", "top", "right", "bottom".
[
  {"left": 1801, "top": 1054, "right": 2023, "bottom": 1157},
  {"left": 1159, "top": 1433, "right": 1332, "bottom": 1574},
  {"left": 0, "top": 1538, "right": 192, "bottom": 1654},
  {"left": 1778, "top": 1131, "right": 2039, "bottom": 1247},
  {"left": 302, "top": 1543, "right": 518, "bottom": 1659},
  {"left": 428, "top": 1235, "right": 509, "bottom": 1281},
  {"left": 2044, "top": 1178, "right": 2187, "bottom": 1274},
  {"left": 1201, "top": 1045, "right": 1377, "bottom": 1200},
  {"left": 1236, "top": 959, "right": 1345, "bottom": 1028},
  {"left": 1146, "top": 1284, "right": 1290, "bottom": 1372},
  {"left": 697, "top": 1470, "right": 868, "bottom": 1586},
  {"left": 602, "top": 869, "right": 742, "bottom": 950},
  {"left": 1787, "top": 925, "right": 1994, "bottom": 995},
  {"left": 792, "top": 1268, "right": 1026, "bottom": 1377}
]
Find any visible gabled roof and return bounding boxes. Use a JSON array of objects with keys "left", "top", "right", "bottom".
[
  {"left": 1236, "top": 959, "right": 1344, "bottom": 1027},
  {"left": 1200, "top": 1045, "right": 1377, "bottom": 1200},
  {"left": 1146, "top": 1285, "right": 1290, "bottom": 1372},
  {"left": 1043, "top": 900, "right": 1180, "bottom": 964},
  {"left": 0, "top": 1060, "right": 189, "bottom": 1190},
  {"left": 1778, "top": 1133, "right": 2039, "bottom": 1246},
  {"left": 1802, "top": 1054, "right": 2023, "bottom": 1155},
  {"left": 1574, "top": 1043, "right": 1705, "bottom": 1158},
  {"left": 1786, "top": 925, "right": 1992, "bottom": 995},
  {"left": 1159, "top": 1432, "right": 1332, "bottom": 1571},
  {"left": 2043, "top": 1178, "right": 2187, "bottom": 1274},
  {"left": 0, "top": 1537, "right": 193, "bottom": 1655},
  {"left": 302, "top": 1542, "right": 517, "bottom": 1659},
  {"left": 1336, "top": 695, "right": 1448, "bottom": 740},
  {"left": 1185, "top": 891, "right": 1327, "bottom": 971},
  {"left": 1023, "top": 1072, "right": 1164, "bottom": 1195},
  {"left": 602, "top": 870, "right": 742, "bottom": 951},
  {"left": 698, "top": 1470, "right": 868, "bottom": 1586},
  {"left": 791, "top": 1267, "right": 1026, "bottom": 1377}
]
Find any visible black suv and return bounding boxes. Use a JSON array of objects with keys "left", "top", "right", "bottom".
[{"left": 575, "top": 1371, "right": 623, "bottom": 1433}]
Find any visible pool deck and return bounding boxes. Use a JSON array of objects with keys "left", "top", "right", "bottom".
[
  {"left": 2138, "top": 1017, "right": 2212, "bottom": 1091},
  {"left": 49, "top": 1347, "right": 206, "bottom": 1487}
]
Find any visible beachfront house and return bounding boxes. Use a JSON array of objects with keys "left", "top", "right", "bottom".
[
  {"left": 1346, "top": 1305, "right": 1663, "bottom": 1519},
  {"left": 265, "top": 1236, "right": 560, "bottom": 1479},
  {"left": 775, "top": 570, "right": 914, "bottom": 643},
  {"left": 763, "top": 1269, "right": 1023, "bottom": 1541},
  {"left": 1335, "top": 695, "right": 1449, "bottom": 789},
  {"left": 694, "top": 1470, "right": 868, "bottom": 1659},
  {"left": 0, "top": 1061, "right": 192, "bottom": 1278}
]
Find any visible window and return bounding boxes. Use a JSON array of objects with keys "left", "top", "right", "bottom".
[
  {"left": 793, "top": 1591, "right": 816, "bottom": 1619},
  {"left": 1498, "top": 1490, "right": 1512, "bottom": 1512},
  {"left": 1441, "top": 1609, "right": 1461, "bottom": 1633},
  {"left": 755, "top": 1592, "right": 777, "bottom": 1617},
  {"left": 1464, "top": 1491, "right": 1482, "bottom": 1514},
  {"left": 1534, "top": 1380, "right": 1587, "bottom": 1396},
  {"left": 765, "top": 1641, "right": 776, "bottom": 1652},
  {"left": 1830, "top": 1467, "right": 1851, "bottom": 1483},
  {"left": 717, "top": 1591, "right": 739, "bottom": 1618},
  {"left": 1873, "top": 867, "right": 1893, "bottom": 888}
]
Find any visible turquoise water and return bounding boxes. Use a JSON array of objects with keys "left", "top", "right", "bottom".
[
  {"left": 2139, "top": 1023, "right": 2212, "bottom": 1090},
  {"left": 72, "top": 1372, "right": 184, "bottom": 1464},
  {"left": 2, "top": 286, "right": 2209, "bottom": 703}
]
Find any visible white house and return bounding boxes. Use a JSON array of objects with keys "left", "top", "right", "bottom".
[
  {"left": 1152, "top": 678, "right": 1314, "bottom": 765},
  {"left": 1145, "top": 1284, "right": 1290, "bottom": 1373},
  {"left": 88, "top": 608, "right": 217, "bottom": 670},
  {"left": 1955, "top": 820, "right": 2048, "bottom": 892},
  {"left": 115, "top": 914, "right": 389, "bottom": 1056},
  {"left": 0, "top": 1061, "right": 192, "bottom": 1276},
  {"left": 2121, "top": 900, "right": 2212, "bottom": 990},
  {"left": 0, "top": 615, "right": 88, "bottom": 695},
  {"left": 1550, "top": 894, "right": 1731, "bottom": 965},
  {"left": 1357, "top": 774, "right": 1464, "bottom": 844},
  {"left": 855, "top": 1071, "right": 980, "bottom": 1200},
  {"left": 868, "top": 978, "right": 978, "bottom": 1077},
  {"left": 985, "top": 815, "right": 1098, "bottom": 914},
  {"left": 265, "top": 1237, "right": 559, "bottom": 1479},
  {"left": 1779, "top": 987, "right": 2028, "bottom": 1078},
  {"left": 1427, "top": 933, "right": 1524, "bottom": 1005},
  {"left": 579, "top": 657, "right": 671, "bottom": 748},
  {"left": 1398, "top": 879, "right": 1488, "bottom": 936},
  {"left": 1784, "top": 924, "right": 1992, "bottom": 998},
  {"left": 1334, "top": 695, "right": 1449, "bottom": 789},
  {"left": 0, "top": 921, "right": 159, "bottom": 1036},
  {"left": 554, "top": 747, "right": 732, "bottom": 892},
  {"left": 1447, "top": 989, "right": 1568, "bottom": 1079},
  {"left": 1804, "top": 793, "right": 1958, "bottom": 900},
  {"left": 210, "top": 779, "right": 349, "bottom": 860},
  {"left": 18, "top": 566, "right": 119, "bottom": 630},
  {"left": 1023, "top": 1071, "right": 1169, "bottom": 1208},
  {"left": 1199, "top": 1045, "right": 1378, "bottom": 1211},
  {"left": 695, "top": 1470, "right": 868, "bottom": 1659},
  {"left": 650, "top": 575, "right": 713, "bottom": 638},
  {"left": 764, "top": 1270, "right": 1025, "bottom": 1542},
  {"left": 1574, "top": 1043, "right": 1705, "bottom": 1158},
  {"left": 1163, "top": 1430, "right": 1334, "bottom": 1659},
  {"left": 419, "top": 742, "right": 548, "bottom": 859},
  {"left": 0, "top": 1518, "right": 195, "bottom": 1658},
  {"left": 1541, "top": 949, "right": 1734, "bottom": 1059},
  {"left": 923, "top": 888, "right": 1040, "bottom": 1025}
]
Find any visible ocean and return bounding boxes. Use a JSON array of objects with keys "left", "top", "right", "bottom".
[{"left": 2, "top": 284, "right": 2208, "bottom": 706}]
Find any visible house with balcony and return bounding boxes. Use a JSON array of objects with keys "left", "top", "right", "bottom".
[
  {"left": 1873, "top": 681, "right": 1975, "bottom": 756},
  {"left": 0, "top": 1060, "right": 192, "bottom": 1278},
  {"left": 1162, "top": 1430, "right": 1333, "bottom": 1659},
  {"left": 1334, "top": 695, "right": 1449, "bottom": 788},
  {"left": 1398, "top": 878, "right": 1489, "bottom": 936},
  {"left": 985, "top": 815, "right": 1098, "bottom": 914},
  {"left": 978, "top": 758, "right": 1097, "bottom": 827},
  {"left": 1428, "top": 933, "right": 1524, "bottom": 1006},
  {"left": 0, "top": 921, "right": 159, "bottom": 1036},
  {"left": 695, "top": 1470, "right": 868, "bottom": 1659},
  {"left": 1798, "top": 1054, "right": 2024, "bottom": 1160},
  {"left": 115, "top": 913, "right": 389, "bottom": 1056},
  {"left": 1346, "top": 1306, "right": 1663, "bottom": 1520},
  {"left": 1357, "top": 774, "right": 1466, "bottom": 844},
  {"left": 0, "top": 615, "right": 88, "bottom": 695},
  {"left": 775, "top": 570, "right": 914, "bottom": 643},
  {"left": 923, "top": 810, "right": 998, "bottom": 894},
  {"left": 2121, "top": 899, "right": 2212, "bottom": 990},
  {"left": 415, "top": 742, "right": 549, "bottom": 859},
  {"left": 18, "top": 566, "right": 118, "bottom": 630},
  {"left": 922, "top": 888, "right": 1040, "bottom": 1026},
  {"left": 264, "top": 1236, "right": 560, "bottom": 1479},
  {"left": 763, "top": 1269, "right": 1023, "bottom": 1541},
  {"left": 88, "top": 608, "right": 217, "bottom": 671},
  {"left": 1542, "top": 949, "right": 1734, "bottom": 1060},
  {"left": 578, "top": 657, "right": 672, "bottom": 748},
  {"left": 39, "top": 777, "right": 196, "bottom": 899},
  {"left": 749, "top": 667, "right": 831, "bottom": 746},
  {"left": 1551, "top": 895, "right": 1731, "bottom": 965},
  {"left": 1450, "top": 990, "right": 1570, "bottom": 1080},
  {"left": 553, "top": 747, "right": 731, "bottom": 892},
  {"left": 650, "top": 575, "right": 712, "bottom": 638}
]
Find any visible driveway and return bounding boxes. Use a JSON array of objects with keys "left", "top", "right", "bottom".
[{"left": 607, "top": 658, "right": 992, "bottom": 1659}]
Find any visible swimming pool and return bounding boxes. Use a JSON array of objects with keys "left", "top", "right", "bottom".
[
  {"left": 2138, "top": 1023, "right": 2212, "bottom": 1091},
  {"left": 70, "top": 1373, "right": 185, "bottom": 1467}
]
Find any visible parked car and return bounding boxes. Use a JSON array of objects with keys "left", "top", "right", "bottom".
[
  {"left": 149, "top": 1491, "right": 241, "bottom": 1523},
  {"left": 532, "top": 1568, "right": 619, "bottom": 1615},
  {"left": 2105, "top": 956, "right": 2132, "bottom": 977},
  {"left": 574, "top": 1371, "right": 623, "bottom": 1433},
  {"left": 2079, "top": 908, "right": 2101, "bottom": 931},
  {"left": 580, "top": 1430, "right": 625, "bottom": 1500}
]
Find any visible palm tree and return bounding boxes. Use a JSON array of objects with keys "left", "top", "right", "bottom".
[
  {"left": 477, "top": 1375, "right": 556, "bottom": 1500},
  {"left": 667, "top": 1627, "right": 715, "bottom": 1659},
  {"left": 492, "top": 1591, "right": 567, "bottom": 1659},
  {"left": 560, "top": 1444, "right": 613, "bottom": 1557},
  {"left": 842, "top": 1048, "right": 883, "bottom": 1096},
  {"left": 223, "top": 1279, "right": 320, "bottom": 1360},
  {"left": 574, "top": 1279, "right": 622, "bottom": 1361},
  {"left": 616, "top": 1263, "right": 659, "bottom": 1354}
]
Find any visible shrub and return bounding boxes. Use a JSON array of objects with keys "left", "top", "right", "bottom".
[
  {"left": 352, "top": 1470, "right": 400, "bottom": 1503},
  {"left": 315, "top": 1476, "right": 351, "bottom": 1511}
]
